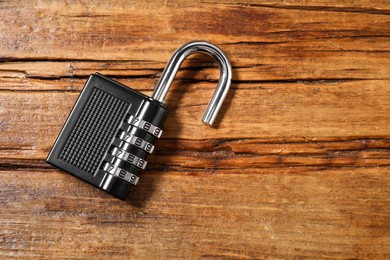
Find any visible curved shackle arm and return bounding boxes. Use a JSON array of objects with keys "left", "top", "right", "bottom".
[{"left": 152, "top": 41, "right": 232, "bottom": 126}]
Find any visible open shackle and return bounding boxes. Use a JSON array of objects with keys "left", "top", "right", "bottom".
[{"left": 152, "top": 41, "right": 232, "bottom": 126}]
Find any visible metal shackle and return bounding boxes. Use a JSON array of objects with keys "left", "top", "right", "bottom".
[{"left": 152, "top": 41, "right": 232, "bottom": 126}]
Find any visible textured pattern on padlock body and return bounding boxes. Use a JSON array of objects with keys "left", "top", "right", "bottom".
[
  {"left": 59, "top": 87, "right": 130, "bottom": 174},
  {"left": 46, "top": 73, "right": 167, "bottom": 200}
]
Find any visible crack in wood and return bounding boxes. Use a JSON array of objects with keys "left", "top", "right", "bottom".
[{"left": 222, "top": 2, "right": 390, "bottom": 15}]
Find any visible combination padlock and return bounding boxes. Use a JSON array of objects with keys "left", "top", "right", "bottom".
[{"left": 46, "top": 41, "right": 232, "bottom": 200}]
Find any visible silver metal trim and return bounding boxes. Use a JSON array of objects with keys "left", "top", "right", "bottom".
[
  {"left": 127, "top": 115, "right": 163, "bottom": 138},
  {"left": 111, "top": 147, "right": 147, "bottom": 170},
  {"left": 119, "top": 131, "right": 155, "bottom": 154},
  {"left": 103, "top": 162, "right": 139, "bottom": 185}
]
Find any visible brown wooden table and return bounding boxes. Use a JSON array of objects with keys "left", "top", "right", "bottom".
[{"left": 1, "top": 1, "right": 389, "bottom": 259}]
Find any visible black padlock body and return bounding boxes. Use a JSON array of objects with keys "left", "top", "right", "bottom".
[{"left": 46, "top": 73, "right": 167, "bottom": 200}]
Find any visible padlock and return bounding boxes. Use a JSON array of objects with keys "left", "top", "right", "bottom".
[{"left": 46, "top": 41, "right": 232, "bottom": 200}]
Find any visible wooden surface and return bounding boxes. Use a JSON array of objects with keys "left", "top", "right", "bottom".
[{"left": 0, "top": 0, "right": 389, "bottom": 259}]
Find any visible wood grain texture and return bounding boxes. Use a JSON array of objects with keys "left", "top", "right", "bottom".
[{"left": 0, "top": 0, "right": 389, "bottom": 259}]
